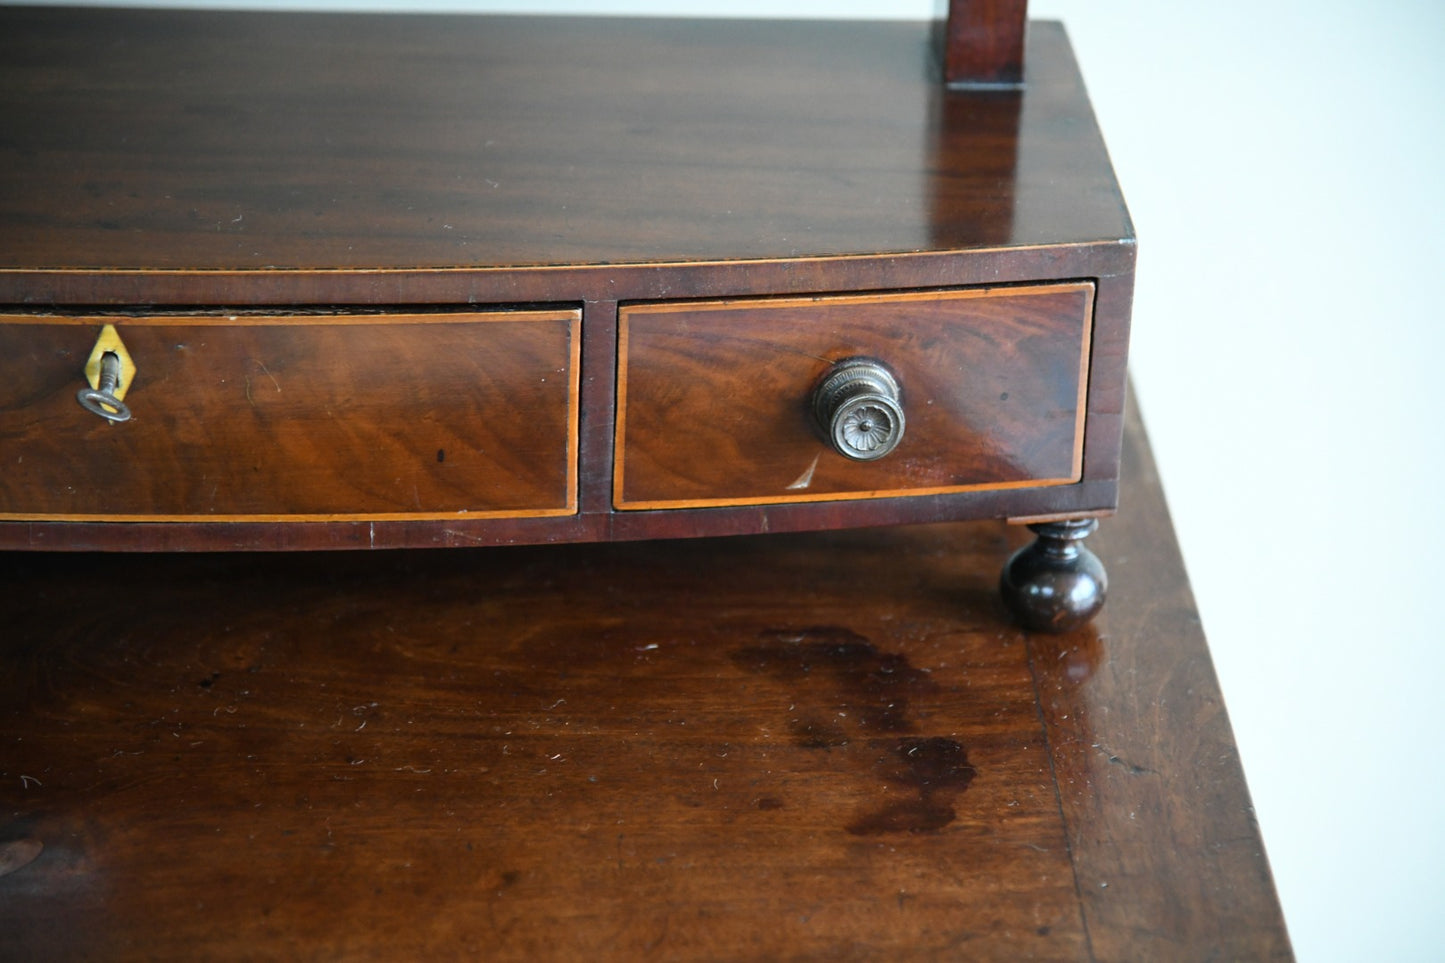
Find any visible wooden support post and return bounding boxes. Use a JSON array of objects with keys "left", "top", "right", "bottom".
[{"left": 944, "top": 0, "right": 1028, "bottom": 87}]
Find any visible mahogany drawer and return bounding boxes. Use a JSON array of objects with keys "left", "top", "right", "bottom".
[
  {"left": 614, "top": 284, "right": 1093, "bottom": 510},
  {"left": 0, "top": 309, "right": 580, "bottom": 521}
]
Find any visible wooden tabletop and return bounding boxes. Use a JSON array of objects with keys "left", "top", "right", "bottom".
[
  {"left": 0, "top": 396, "right": 1290, "bottom": 961},
  {"left": 0, "top": 9, "right": 1130, "bottom": 274}
]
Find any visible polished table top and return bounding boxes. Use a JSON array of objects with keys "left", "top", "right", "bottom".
[
  {"left": 0, "top": 9, "right": 1129, "bottom": 275},
  {"left": 0, "top": 395, "right": 1290, "bottom": 960}
]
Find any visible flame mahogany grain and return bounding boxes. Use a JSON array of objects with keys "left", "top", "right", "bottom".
[
  {"left": 614, "top": 285, "right": 1092, "bottom": 509},
  {"left": 0, "top": 311, "right": 580, "bottom": 520}
]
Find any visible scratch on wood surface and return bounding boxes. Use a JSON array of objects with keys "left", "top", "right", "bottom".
[
  {"left": 442, "top": 529, "right": 490, "bottom": 544},
  {"left": 253, "top": 360, "right": 280, "bottom": 392},
  {"left": 785, "top": 453, "right": 821, "bottom": 490},
  {"left": 244, "top": 359, "right": 281, "bottom": 407},
  {"left": 1094, "top": 744, "right": 1157, "bottom": 776},
  {"left": 0, "top": 839, "right": 43, "bottom": 879}
]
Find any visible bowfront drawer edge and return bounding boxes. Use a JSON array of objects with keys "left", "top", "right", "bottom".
[{"left": 613, "top": 283, "right": 1094, "bottom": 511}]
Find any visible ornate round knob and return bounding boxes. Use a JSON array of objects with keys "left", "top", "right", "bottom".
[{"left": 811, "top": 358, "right": 905, "bottom": 461}]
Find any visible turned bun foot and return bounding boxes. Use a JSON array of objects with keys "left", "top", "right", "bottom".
[{"left": 1000, "top": 519, "right": 1107, "bottom": 632}]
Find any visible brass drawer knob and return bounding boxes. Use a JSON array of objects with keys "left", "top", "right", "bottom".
[{"left": 812, "top": 358, "right": 905, "bottom": 461}]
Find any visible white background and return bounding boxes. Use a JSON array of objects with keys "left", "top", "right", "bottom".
[{"left": 10, "top": 1, "right": 1445, "bottom": 958}]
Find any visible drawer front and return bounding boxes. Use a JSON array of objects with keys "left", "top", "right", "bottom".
[
  {"left": 614, "top": 284, "right": 1092, "bottom": 509},
  {"left": 0, "top": 310, "right": 580, "bottom": 520}
]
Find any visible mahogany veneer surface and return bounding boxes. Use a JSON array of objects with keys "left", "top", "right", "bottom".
[
  {"left": 0, "top": 400, "right": 1292, "bottom": 961},
  {"left": 0, "top": 310, "right": 580, "bottom": 520},
  {"left": 615, "top": 284, "right": 1091, "bottom": 509}
]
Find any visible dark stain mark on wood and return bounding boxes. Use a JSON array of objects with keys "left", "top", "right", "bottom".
[
  {"left": 731, "top": 627, "right": 974, "bottom": 835},
  {"left": 730, "top": 626, "right": 937, "bottom": 737},
  {"left": 847, "top": 737, "right": 977, "bottom": 836},
  {"left": 790, "top": 718, "right": 849, "bottom": 749}
]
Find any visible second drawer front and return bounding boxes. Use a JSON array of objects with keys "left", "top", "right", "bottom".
[
  {"left": 614, "top": 284, "right": 1093, "bottom": 509},
  {"left": 0, "top": 309, "right": 580, "bottom": 520}
]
